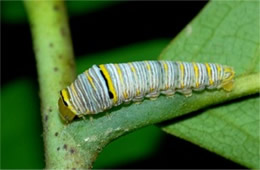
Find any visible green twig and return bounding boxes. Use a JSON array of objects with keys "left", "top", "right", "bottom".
[{"left": 24, "top": 0, "right": 76, "bottom": 168}]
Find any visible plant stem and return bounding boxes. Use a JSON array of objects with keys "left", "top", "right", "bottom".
[{"left": 24, "top": 0, "right": 77, "bottom": 168}]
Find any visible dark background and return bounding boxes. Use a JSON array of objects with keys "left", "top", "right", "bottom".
[{"left": 2, "top": 1, "right": 244, "bottom": 168}]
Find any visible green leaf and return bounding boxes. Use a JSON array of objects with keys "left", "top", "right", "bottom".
[
  {"left": 59, "top": 1, "right": 258, "bottom": 167},
  {"left": 159, "top": 0, "right": 259, "bottom": 168}
]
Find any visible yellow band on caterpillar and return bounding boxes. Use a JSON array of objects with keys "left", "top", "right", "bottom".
[{"left": 99, "top": 64, "right": 118, "bottom": 104}]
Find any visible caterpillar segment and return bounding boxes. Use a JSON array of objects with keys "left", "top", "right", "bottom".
[{"left": 59, "top": 61, "right": 235, "bottom": 123}]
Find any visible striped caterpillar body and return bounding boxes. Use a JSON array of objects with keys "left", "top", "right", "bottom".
[{"left": 59, "top": 61, "right": 235, "bottom": 123}]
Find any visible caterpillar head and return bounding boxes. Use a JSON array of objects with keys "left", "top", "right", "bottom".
[
  {"left": 58, "top": 89, "right": 76, "bottom": 124},
  {"left": 221, "top": 66, "right": 235, "bottom": 91}
]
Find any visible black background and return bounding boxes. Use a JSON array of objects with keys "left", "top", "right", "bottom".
[{"left": 2, "top": 1, "right": 244, "bottom": 168}]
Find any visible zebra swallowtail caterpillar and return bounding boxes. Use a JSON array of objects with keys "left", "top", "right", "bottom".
[{"left": 59, "top": 60, "right": 235, "bottom": 123}]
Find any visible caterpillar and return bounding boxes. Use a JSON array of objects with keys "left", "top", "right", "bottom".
[{"left": 59, "top": 61, "right": 235, "bottom": 123}]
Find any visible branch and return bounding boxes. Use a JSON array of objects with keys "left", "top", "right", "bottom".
[{"left": 24, "top": 0, "right": 77, "bottom": 168}]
